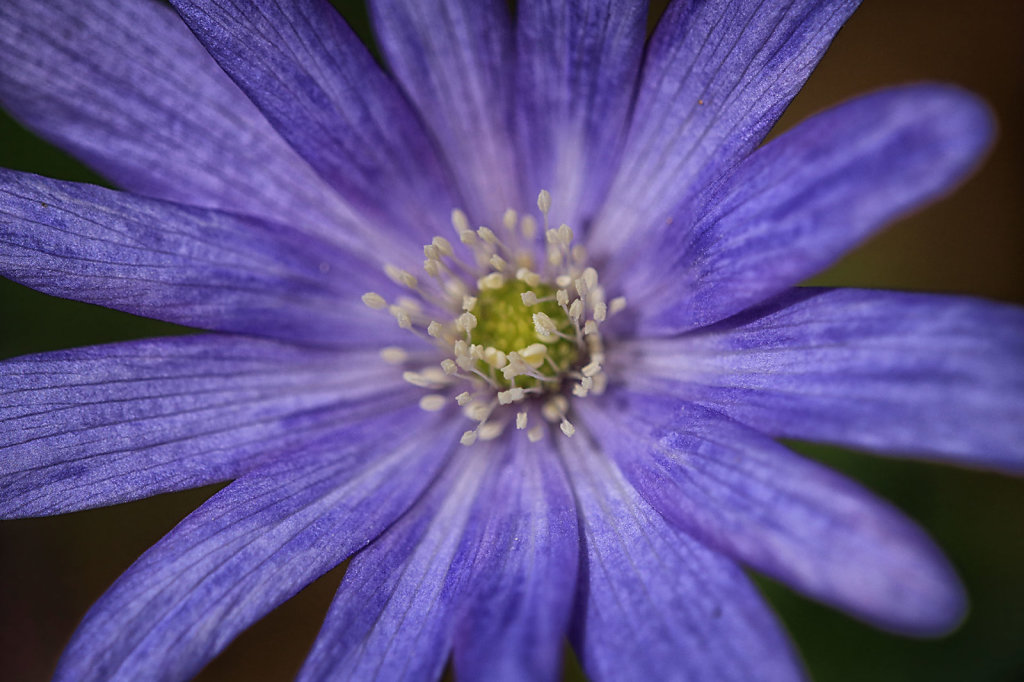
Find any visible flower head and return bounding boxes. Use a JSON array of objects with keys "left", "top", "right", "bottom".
[{"left": 1, "top": 1, "right": 1022, "bottom": 681}]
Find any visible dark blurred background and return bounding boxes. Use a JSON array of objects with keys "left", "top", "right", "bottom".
[{"left": 1, "top": 1, "right": 1022, "bottom": 680}]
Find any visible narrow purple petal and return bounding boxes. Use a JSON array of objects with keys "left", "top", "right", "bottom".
[
  {"left": 169, "top": 0, "right": 458, "bottom": 249},
  {"left": 580, "top": 393, "right": 967, "bottom": 635},
  {"left": 0, "top": 335, "right": 413, "bottom": 517},
  {"left": 0, "top": 171, "right": 400, "bottom": 347},
  {"left": 298, "top": 443, "right": 492, "bottom": 682},
  {"left": 452, "top": 431, "right": 578, "bottom": 682},
  {"left": 624, "top": 85, "right": 994, "bottom": 333},
  {"left": 625, "top": 288, "right": 1024, "bottom": 471},
  {"left": 560, "top": 432, "right": 804, "bottom": 682},
  {"left": 302, "top": 431, "right": 578, "bottom": 682},
  {"left": 514, "top": 0, "right": 646, "bottom": 228},
  {"left": 370, "top": 0, "right": 519, "bottom": 224},
  {"left": 589, "top": 0, "right": 859, "bottom": 255},
  {"left": 0, "top": 0, "right": 349, "bottom": 237},
  {"left": 55, "top": 411, "right": 460, "bottom": 682}
]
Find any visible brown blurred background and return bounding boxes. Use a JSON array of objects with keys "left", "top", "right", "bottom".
[{"left": 1, "top": 1, "right": 1022, "bottom": 680}]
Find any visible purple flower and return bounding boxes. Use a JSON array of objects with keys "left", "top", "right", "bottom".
[{"left": 1, "top": 0, "right": 1022, "bottom": 680}]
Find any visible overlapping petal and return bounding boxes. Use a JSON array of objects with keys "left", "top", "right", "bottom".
[
  {"left": 514, "top": 0, "right": 647, "bottom": 229},
  {"left": 55, "top": 410, "right": 459, "bottom": 682},
  {"left": 0, "top": 171, "right": 401, "bottom": 347},
  {"left": 452, "top": 432, "right": 578, "bottom": 682},
  {"left": 620, "top": 85, "right": 994, "bottom": 333},
  {"left": 590, "top": 0, "right": 860, "bottom": 254},
  {"left": 169, "top": 0, "right": 458, "bottom": 250},
  {"left": 0, "top": 335, "right": 413, "bottom": 517},
  {"left": 580, "top": 393, "right": 966, "bottom": 634},
  {"left": 0, "top": 0, "right": 350, "bottom": 238},
  {"left": 627, "top": 288, "right": 1024, "bottom": 470},
  {"left": 301, "top": 432, "right": 578, "bottom": 682},
  {"left": 298, "top": 444, "right": 490, "bottom": 681},
  {"left": 560, "top": 432, "right": 804, "bottom": 682},
  {"left": 370, "top": 0, "right": 519, "bottom": 225}
]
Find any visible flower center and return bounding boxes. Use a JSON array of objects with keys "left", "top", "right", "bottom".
[
  {"left": 362, "top": 191, "right": 626, "bottom": 445},
  {"left": 471, "top": 279, "right": 576, "bottom": 389}
]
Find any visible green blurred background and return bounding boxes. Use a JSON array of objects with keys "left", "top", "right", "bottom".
[{"left": 1, "top": 1, "right": 1022, "bottom": 680}]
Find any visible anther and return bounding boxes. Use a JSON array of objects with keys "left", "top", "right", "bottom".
[
  {"left": 451, "top": 208, "right": 471, "bottom": 235},
  {"left": 379, "top": 347, "right": 408, "bottom": 364},
  {"left": 498, "top": 387, "right": 525, "bottom": 405},
  {"left": 533, "top": 312, "right": 557, "bottom": 338},
  {"left": 432, "top": 236, "right": 454, "bottom": 256},
  {"left": 361, "top": 292, "right": 387, "bottom": 310},
  {"left": 537, "top": 189, "right": 552, "bottom": 216},
  {"left": 478, "top": 272, "right": 505, "bottom": 290},
  {"left": 393, "top": 309, "right": 412, "bottom": 330},
  {"left": 557, "top": 224, "right": 573, "bottom": 246},
  {"left": 502, "top": 209, "right": 518, "bottom": 232},
  {"left": 419, "top": 394, "right": 447, "bottom": 412},
  {"left": 521, "top": 215, "right": 538, "bottom": 240},
  {"left": 385, "top": 265, "right": 417, "bottom": 289},
  {"left": 477, "top": 227, "right": 498, "bottom": 244},
  {"left": 403, "top": 370, "right": 446, "bottom": 388},
  {"left": 569, "top": 299, "right": 583, "bottom": 322},
  {"left": 457, "top": 312, "right": 478, "bottom": 332}
]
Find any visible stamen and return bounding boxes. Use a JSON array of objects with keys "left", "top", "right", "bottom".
[
  {"left": 362, "top": 189, "right": 623, "bottom": 446},
  {"left": 419, "top": 394, "right": 447, "bottom": 412},
  {"left": 361, "top": 292, "right": 387, "bottom": 310},
  {"left": 502, "top": 209, "right": 518, "bottom": 232},
  {"left": 537, "top": 189, "right": 552, "bottom": 217},
  {"left": 379, "top": 346, "right": 408, "bottom": 364}
]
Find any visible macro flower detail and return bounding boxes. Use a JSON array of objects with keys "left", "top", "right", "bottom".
[{"left": 0, "top": 2, "right": 1022, "bottom": 682}]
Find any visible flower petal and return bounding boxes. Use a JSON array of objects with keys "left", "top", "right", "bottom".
[
  {"left": 452, "top": 431, "right": 578, "bottom": 682},
  {"left": 514, "top": 0, "right": 647, "bottom": 228},
  {"left": 0, "top": 0, "right": 348, "bottom": 236},
  {"left": 589, "top": 0, "right": 860, "bottom": 255},
  {"left": 298, "top": 443, "right": 491, "bottom": 682},
  {"left": 0, "top": 171, "right": 398, "bottom": 347},
  {"left": 370, "top": 0, "right": 519, "bottom": 224},
  {"left": 627, "top": 288, "right": 1024, "bottom": 471},
  {"left": 560, "top": 432, "right": 803, "bottom": 682},
  {"left": 301, "top": 431, "right": 578, "bottom": 682},
  {"left": 54, "top": 411, "right": 459, "bottom": 682},
  {"left": 580, "top": 393, "right": 966, "bottom": 635},
  {"left": 624, "top": 85, "right": 994, "bottom": 333},
  {"left": 0, "top": 335, "right": 412, "bottom": 518},
  {"left": 169, "top": 0, "right": 458, "bottom": 248}
]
